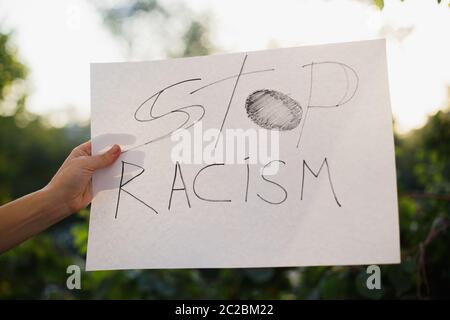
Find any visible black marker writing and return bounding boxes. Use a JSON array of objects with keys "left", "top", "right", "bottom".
[
  {"left": 245, "top": 89, "right": 303, "bottom": 131},
  {"left": 193, "top": 163, "right": 232, "bottom": 203},
  {"left": 245, "top": 156, "right": 250, "bottom": 203},
  {"left": 257, "top": 160, "right": 288, "bottom": 205},
  {"left": 296, "top": 61, "right": 359, "bottom": 148},
  {"left": 189, "top": 68, "right": 275, "bottom": 95},
  {"left": 115, "top": 161, "right": 158, "bottom": 219},
  {"left": 301, "top": 158, "right": 342, "bottom": 207},
  {"left": 124, "top": 79, "right": 205, "bottom": 153},
  {"left": 168, "top": 161, "right": 191, "bottom": 210},
  {"left": 214, "top": 54, "right": 248, "bottom": 150}
]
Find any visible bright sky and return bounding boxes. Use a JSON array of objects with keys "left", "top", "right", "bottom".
[{"left": 0, "top": 0, "right": 448, "bottom": 132}]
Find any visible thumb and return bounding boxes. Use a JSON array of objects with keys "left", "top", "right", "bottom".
[{"left": 87, "top": 144, "right": 121, "bottom": 170}]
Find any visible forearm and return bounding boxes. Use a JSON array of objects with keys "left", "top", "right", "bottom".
[
  {"left": 0, "top": 188, "right": 70, "bottom": 253},
  {"left": 0, "top": 141, "right": 119, "bottom": 253}
]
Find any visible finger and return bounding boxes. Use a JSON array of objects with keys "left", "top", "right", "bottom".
[
  {"left": 83, "top": 179, "right": 93, "bottom": 205},
  {"left": 85, "top": 144, "right": 121, "bottom": 170},
  {"left": 56, "top": 141, "right": 91, "bottom": 176},
  {"left": 65, "top": 141, "right": 92, "bottom": 164},
  {"left": 72, "top": 141, "right": 92, "bottom": 157}
]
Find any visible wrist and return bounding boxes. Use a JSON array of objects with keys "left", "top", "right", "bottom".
[{"left": 38, "top": 186, "right": 72, "bottom": 219}]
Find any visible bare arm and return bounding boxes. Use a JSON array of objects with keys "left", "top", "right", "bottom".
[{"left": 0, "top": 141, "right": 121, "bottom": 253}]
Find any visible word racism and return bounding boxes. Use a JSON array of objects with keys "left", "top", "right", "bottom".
[
  {"left": 115, "top": 157, "right": 341, "bottom": 217},
  {"left": 113, "top": 56, "right": 358, "bottom": 218}
]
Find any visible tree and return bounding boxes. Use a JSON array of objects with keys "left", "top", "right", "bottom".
[
  {"left": 0, "top": 31, "right": 89, "bottom": 299},
  {"left": 0, "top": 0, "right": 448, "bottom": 298}
]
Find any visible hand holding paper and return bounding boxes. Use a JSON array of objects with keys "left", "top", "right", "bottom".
[{"left": 0, "top": 142, "right": 121, "bottom": 253}]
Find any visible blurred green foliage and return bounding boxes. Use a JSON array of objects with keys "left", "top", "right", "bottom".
[
  {"left": 0, "top": 0, "right": 449, "bottom": 299},
  {"left": 0, "top": 33, "right": 26, "bottom": 101},
  {"left": 371, "top": 0, "right": 446, "bottom": 11}
]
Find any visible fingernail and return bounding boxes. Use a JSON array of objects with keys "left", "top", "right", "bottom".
[{"left": 110, "top": 144, "right": 121, "bottom": 155}]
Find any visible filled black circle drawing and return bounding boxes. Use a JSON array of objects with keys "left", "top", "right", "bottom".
[{"left": 245, "top": 89, "right": 303, "bottom": 131}]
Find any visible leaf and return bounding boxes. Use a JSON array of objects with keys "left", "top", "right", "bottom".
[
  {"left": 244, "top": 268, "right": 274, "bottom": 283},
  {"left": 374, "top": 0, "right": 384, "bottom": 10}
]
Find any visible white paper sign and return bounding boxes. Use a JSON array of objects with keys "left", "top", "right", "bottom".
[{"left": 87, "top": 39, "right": 400, "bottom": 271}]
